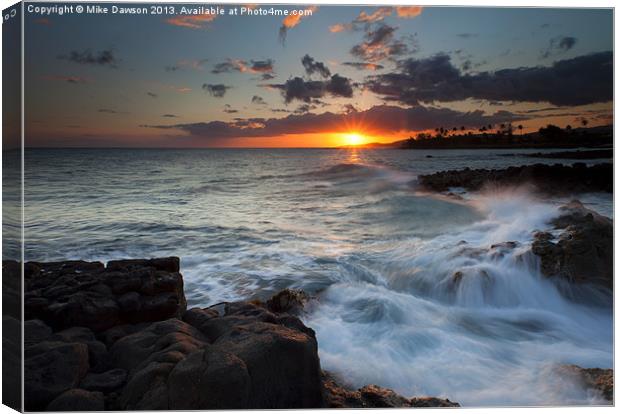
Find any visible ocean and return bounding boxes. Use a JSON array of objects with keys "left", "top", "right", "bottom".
[{"left": 9, "top": 148, "right": 614, "bottom": 406}]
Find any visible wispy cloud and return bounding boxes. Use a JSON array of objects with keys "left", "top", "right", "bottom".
[
  {"left": 203, "top": 83, "right": 231, "bottom": 97},
  {"left": 165, "top": 58, "right": 209, "bottom": 72},
  {"left": 540, "top": 36, "right": 577, "bottom": 59},
  {"left": 58, "top": 49, "right": 119, "bottom": 68},
  {"left": 97, "top": 108, "right": 128, "bottom": 115},
  {"left": 395, "top": 6, "right": 423, "bottom": 18},
  {"left": 211, "top": 58, "right": 275, "bottom": 75},
  {"left": 330, "top": 6, "right": 423, "bottom": 33},
  {"left": 342, "top": 62, "right": 384, "bottom": 71},
  {"left": 279, "top": 6, "right": 318, "bottom": 44},
  {"left": 42, "top": 75, "right": 89, "bottom": 84},
  {"left": 350, "top": 24, "right": 417, "bottom": 62},
  {"left": 251, "top": 95, "right": 267, "bottom": 105},
  {"left": 166, "top": 14, "right": 217, "bottom": 29},
  {"left": 147, "top": 91, "right": 158, "bottom": 98},
  {"left": 302, "top": 55, "right": 331, "bottom": 78}
]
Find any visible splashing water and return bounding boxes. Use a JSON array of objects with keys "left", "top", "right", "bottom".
[
  {"left": 305, "top": 189, "right": 612, "bottom": 406},
  {"left": 19, "top": 148, "right": 613, "bottom": 406}
]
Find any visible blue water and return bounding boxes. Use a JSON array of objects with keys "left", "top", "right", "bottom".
[{"left": 14, "top": 148, "right": 613, "bottom": 406}]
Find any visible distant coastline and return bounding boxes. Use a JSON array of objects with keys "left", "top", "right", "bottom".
[{"left": 342, "top": 124, "right": 613, "bottom": 150}]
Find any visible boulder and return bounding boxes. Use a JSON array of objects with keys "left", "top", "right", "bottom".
[
  {"left": 80, "top": 369, "right": 127, "bottom": 393},
  {"left": 266, "top": 288, "right": 308, "bottom": 315},
  {"left": 46, "top": 389, "right": 105, "bottom": 411},
  {"left": 532, "top": 201, "right": 612, "bottom": 291},
  {"left": 24, "top": 341, "right": 90, "bottom": 410},
  {"left": 25, "top": 319, "right": 53, "bottom": 347}
]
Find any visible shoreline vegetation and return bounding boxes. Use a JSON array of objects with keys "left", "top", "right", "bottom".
[{"left": 344, "top": 124, "right": 612, "bottom": 150}]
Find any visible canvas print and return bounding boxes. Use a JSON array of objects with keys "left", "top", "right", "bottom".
[{"left": 1, "top": 1, "right": 614, "bottom": 411}]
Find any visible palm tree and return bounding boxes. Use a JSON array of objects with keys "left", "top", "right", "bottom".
[
  {"left": 581, "top": 118, "right": 589, "bottom": 128},
  {"left": 517, "top": 125, "right": 523, "bottom": 135}
]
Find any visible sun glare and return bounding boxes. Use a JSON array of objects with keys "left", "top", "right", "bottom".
[{"left": 344, "top": 133, "right": 365, "bottom": 146}]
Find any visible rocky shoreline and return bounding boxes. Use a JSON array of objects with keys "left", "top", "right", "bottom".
[
  {"left": 11, "top": 258, "right": 460, "bottom": 410},
  {"left": 8, "top": 199, "right": 614, "bottom": 410},
  {"left": 417, "top": 163, "right": 612, "bottom": 194}
]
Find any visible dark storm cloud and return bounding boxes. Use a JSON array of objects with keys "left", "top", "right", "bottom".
[
  {"left": 251, "top": 95, "right": 267, "bottom": 105},
  {"left": 58, "top": 49, "right": 119, "bottom": 68},
  {"left": 342, "top": 62, "right": 384, "bottom": 71},
  {"left": 202, "top": 84, "right": 231, "bottom": 98},
  {"left": 365, "top": 51, "right": 612, "bottom": 106},
  {"left": 142, "top": 104, "right": 523, "bottom": 141},
  {"left": 541, "top": 36, "right": 578, "bottom": 59},
  {"left": 266, "top": 74, "right": 354, "bottom": 104},
  {"left": 301, "top": 54, "right": 331, "bottom": 78}
]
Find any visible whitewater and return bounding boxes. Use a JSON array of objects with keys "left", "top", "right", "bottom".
[{"left": 15, "top": 148, "right": 613, "bottom": 406}]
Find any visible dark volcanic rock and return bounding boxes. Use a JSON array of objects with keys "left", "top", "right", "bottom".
[
  {"left": 266, "top": 288, "right": 308, "bottom": 315},
  {"left": 80, "top": 369, "right": 127, "bottom": 393},
  {"left": 23, "top": 259, "right": 461, "bottom": 410},
  {"left": 531, "top": 201, "right": 612, "bottom": 291},
  {"left": 23, "top": 257, "right": 187, "bottom": 332},
  {"left": 418, "top": 162, "right": 612, "bottom": 194},
  {"left": 25, "top": 341, "right": 90, "bottom": 410},
  {"left": 106, "top": 299, "right": 325, "bottom": 409}
]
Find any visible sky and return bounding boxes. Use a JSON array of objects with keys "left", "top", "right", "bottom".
[{"left": 23, "top": 3, "right": 613, "bottom": 147}]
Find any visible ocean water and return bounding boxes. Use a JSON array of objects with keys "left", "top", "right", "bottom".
[{"left": 15, "top": 148, "right": 613, "bottom": 406}]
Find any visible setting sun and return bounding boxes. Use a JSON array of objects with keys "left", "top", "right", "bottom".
[{"left": 343, "top": 133, "right": 365, "bottom": 146}]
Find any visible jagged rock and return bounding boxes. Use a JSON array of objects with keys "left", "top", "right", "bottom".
[
  {"left": 22, "top": 260, "right": 462, "bottom": 410},
  {"left": 266, "top": 288, "right": 308, "bottom": 315},
  {"left": 532, "top": 201, "right": 612, "bottom": 290},
  {"left": 418, "top": 163, "right": 612, "bottom": 194},
  {"left": 410, "top": 397, "right": 461, "bottom": 407},
  {"left": 46, "top": 389, "right": 105, "bottom": 411},
  {"left": 359, "top": 384, "right": 411, "bottom": 407},
  {"left": 22, "top": 257, "right": 187, "bottom": 332},
  {"left": 321, "top": 372, "right": 459, "bottom": 408}
]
